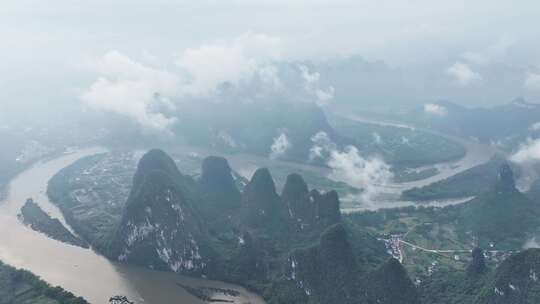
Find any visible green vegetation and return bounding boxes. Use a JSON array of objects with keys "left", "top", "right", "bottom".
[
  {"left": 420, "top": 248, "right": 540, "bottom": 304},
  {"left": 347, "top": 163, "right": 540, "bottom": 284},
  {"left": 459, "top": 163, "right": 540, "bottom": 249},
  {"left": 48, "top": 149, "right": 417, "bottom": 304},
  {"left": 45, "top": 148, "right": 540, "bottom": 304},
  {"left": 0, "top": 261, "right": 87, "bottom": 304},
  {"left": 393, "top": 167, "right": 439, "bottom": 183},
  {"left": 418, "top": 265, "right": 491, "bottom": 304},
  {"left": 349, "top": 201, "right": 540, "bottom": 304},
  {"left": 167, "top": 101, "right": 465, "bottom": 174},
  {"left": 229, "top": 160, "right": 361, "bottom": 202},
  {"left": 46, "top": 150, "right": 361, "bottom": 253},
  {"left": 47, "top": 153, "right": 125, "bottom": 252},
  {"left": 409, "top": 100, "right": 540, "bottom": 148},
  {"left": 327, "top": 113, "right": 466, "bottom": 167},
  {"left": 108, "top": 149, "right": 207, "bottom": 273},
  {"left": 364, "top": 258, "right": 420, "bottom": 304},
  {"left": 18, "top": 199, "right": 88, "bottom": 248},
  {"left": 402, "top": 157, "right": 506, "bottom": 201},
  {"left": 478, "top": 248, "right": 540, "bottom": 303},
  {"left": 175, "top": 101, "right": 335, "bottom": 163}
]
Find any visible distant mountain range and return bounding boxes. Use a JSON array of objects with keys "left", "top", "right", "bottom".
[
  {"left": 97, "top": 100, "right": 466, "bottom": 170},
  {"left": 174, "top": 101, "right": 338, "bottom": 163},
  {"left": 410, "top": 99, "right": 540, "bottom": 148}
]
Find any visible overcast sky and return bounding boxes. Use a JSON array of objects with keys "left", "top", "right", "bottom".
[{"left": 1, "top": 0, "right": 540, "bottom": 116}]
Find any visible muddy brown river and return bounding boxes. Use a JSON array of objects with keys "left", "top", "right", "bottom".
[
  {"left": 0, "top": 124, "right": 500, "bottom": 303},
  {"left": 0, "top": 147, "right": 265, "bottom": 304}
]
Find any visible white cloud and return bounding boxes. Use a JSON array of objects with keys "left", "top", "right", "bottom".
[
  {"left": 175, "top": 32, "right": 282, "bottom": 96},
  {"left": 80, "top": 33, "right": 285, "bottom": 130},
  {"left": 269, "top": 132, "right": 290, "bottom": 159},
  {"left": 257, "top": 64, "right": 283, "bottom": 90},
  {"left": 524, "top": 237, "right": 540, "bottom": 249},
  {"left": 462, "top": 35, "right": 515, "bottom": 65},
  {"left": 308, "top": 131, "right": 335, "bottom": 161},
  {"left": 423, "top": 103, "right": 448, "bottom": 116},
  {"left": 79, "top": 33, "right": 338, "bottom": 130},
  {"left": 525, "top": 72, "right": 540, "bottom": 91},
  {"left": 218, "top": 130, "right": 237, "bottom": 148},
  {"left": 372, "top": 132, "right": 382, "bottom": 144},
  {"left": 510, "top": 138, "right": 540, "bottom": 164},
  {"left": 530, "top": 122, "right": 540, "bottom": 131},
  {"left": 299, "top": 65, "right": 335, "bottom": 106},
  {"left": 80, "top": 50, "right": 179, "bottom": 130},
  {"left": 308, "top": 130, "right": 393, "bottom": 203},
  {"left": 446, "top": 62, "right": 481, "bottom": 86},
  {"left": 328, "top": 146, "right": 393, "bottom": 203}
]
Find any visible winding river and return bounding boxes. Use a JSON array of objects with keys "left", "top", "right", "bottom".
[
  {"left": 333, "top": 113, "right": 499, "bottom": 211},
  {"left": 338, "top": 112, "right": 498, "bottom": 190},
  {"left": 0, "top": 147, "right": 265, "bottom": 304},
  {"left": 0, "top": 114, "right": 500, "bottom": 303}
]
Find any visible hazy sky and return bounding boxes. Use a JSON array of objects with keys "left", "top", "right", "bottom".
[{"left": 1, "top": 0, "right": 540, "bottom": 116}]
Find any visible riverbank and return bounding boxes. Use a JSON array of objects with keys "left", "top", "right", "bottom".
[{"left": 0, "top": 147, "right": 265, "bottom": 304}]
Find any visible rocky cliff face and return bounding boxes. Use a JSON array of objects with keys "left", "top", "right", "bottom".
[
  {"left": 199, "top": 156, "right": 241, "bottom": 212},
  {"left": 109, "top": 149, "right": 207, "bottom": 274},
  {"left": 281, "top": 173, "right": 314, "bottom": 229},
  {"left": 288, "top": 223, "right": 418, "bottom": 304},
  {"left": 460, "top": 164, "right": 540, "bottom": 246},
  {"left": 107, "top": 149, "right": 418, "bottom": 304},
  {"left": 131, "top": 149, "right": 183, "bottom": 190},
  {"left": 242, "top": 168, "right": 286, "bottom": 228},
  {"left": 364, "top": 258, "right": 420, "bottom": 304},
  {"left": 312, "top": 189, "right": 341, "bottom": 227},
  {"left": 480, "top": 249, "right": 540, "bottom": 304},
  {"left": 494, "top": 162, "right": 517, "bottom": 194},
  {"left": 281, "top": 173, "right": 341, "bottom": 230},
  {"left": 288, "top": 224, "right": 357, "bottom": 303}
]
